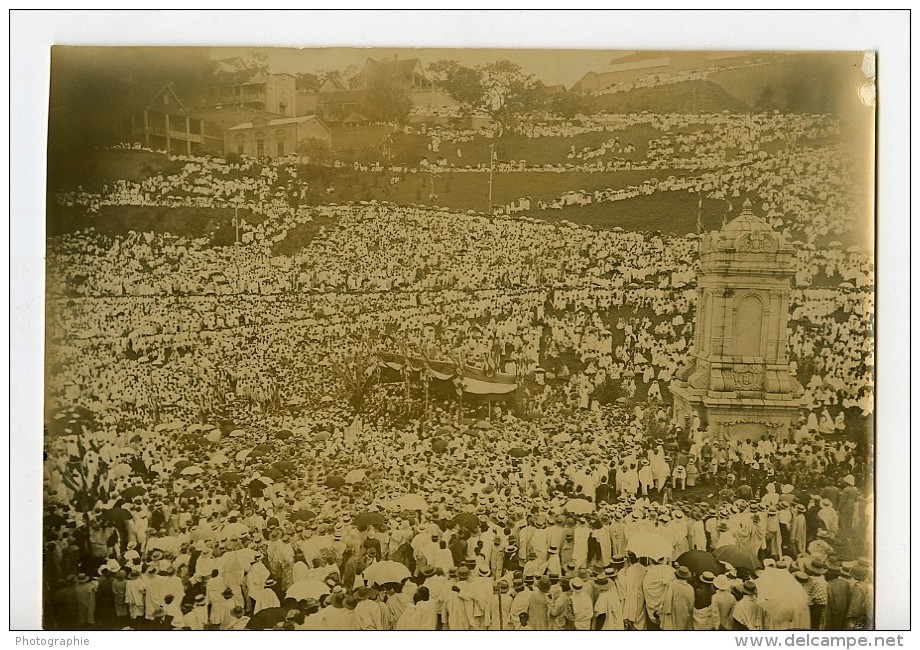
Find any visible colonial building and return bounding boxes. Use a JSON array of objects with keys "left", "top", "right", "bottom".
[
  {"left": 224, "top": 115, "right": 331, "bottom": 158},
  {"left": 311, "top": 58, "right": 449, "bottom": 124},
  {"left": 130, "top": 84, "right": 224, "bottom": 155},
  {"left": 314, "top": 75, "right": 363, "bottom": 123},
  {"left": 670, "top": 199, "right": 803, "bottom": 441},
  {"left": 225, "top": 73, "right": 297, "bottom": 117},
  {"left": 349, "top": 57, "right": 432, "bottom": 92}
]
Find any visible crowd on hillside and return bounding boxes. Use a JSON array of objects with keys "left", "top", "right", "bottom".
[
  {"left": 590, "top": 60, "right": 773, "bottom": 97},
  {"left": 44, "top": 106, "right": 873, "bottom": 631},
  {"left": 47, "top": 203, "right": 873, "bottom": 426}
]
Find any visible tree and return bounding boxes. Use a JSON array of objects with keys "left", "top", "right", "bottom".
[
  {"left": 428, "top": 59, "right": 485, "bottom": 107},
  {"left": 295, "top": 72, "right": 321, "bottom": 92},
  {"left": 477, "top": 60, "right": 542, "bottom": 137},
  {"left": 329, "top": 338, "right": 380, "bottom": 413},
  {"left": 47, "top": 46, "right": 218, "bottom": 187},
  {"left": 297, "top": 137, "right": 333, "bottom": 166},
  {"left": 545, "top": 91, "right": 595, "bottom": 119},
  {"left": 357, "top": 63, "right": 412, "bottom": 124},
  {"left": 755, "top": 83, "right": 777, "bottom": 111}
]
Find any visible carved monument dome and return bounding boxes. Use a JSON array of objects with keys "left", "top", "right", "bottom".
[{"left": 710, "top": 199, "right": 783, "bottom": 254}]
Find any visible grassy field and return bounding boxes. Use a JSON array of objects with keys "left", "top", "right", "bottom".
[
  {"left": 389, "top": 123, "right": 662, "bottom": 167},
  {"left": 270, "top": 213, "right": 341, "bottom": 257},
  {"left": 323, "top": 169, "right": 693, "bottom": 215},
  {"left": 520, "top": 191, "right": 734, "bottom": 235},
  {"left": 47, "top": 204, "right": 263, "bottom": 247},
  {"left": 593, "top": 80, "right": 751, "bottom": 114},
  {"left": 48, "top": 150, "right": 184, "bottom": 194}
]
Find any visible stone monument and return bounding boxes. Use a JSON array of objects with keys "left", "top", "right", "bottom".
[{"left": 670, "top": 199, "right": 803, "bottom": 441}]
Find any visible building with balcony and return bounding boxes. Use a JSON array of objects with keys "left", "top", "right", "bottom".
[
  {"left": 226, "top": 73, "right": 296, "bottom": 116},
  {"left": 349, "top": 57, "right": 433, "bottom": 92},
  {"left": 130, "top": 84, "right": 223, "bottom": 155}
]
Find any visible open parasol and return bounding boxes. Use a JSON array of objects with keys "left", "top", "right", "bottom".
[
  {"left": 290, "top": 510, "right": 317, "bottom": 523},
  {"left": 564, "top": 499, "right": 595, "bottom": 515},
  {"left": 325, "top": 475, "right": 346, "bottom": 489},
  {"left": 101, "top": 506, "right": 133, "bottom": 523},
  {"left": 452, "top": 512, "right": 481, "bottom": 531},
  {"left": 354, "top": 512, "right": 386, "bottom": 528},
  {"left": 286, "top": 580, "right": 330, "bottom": 601},
  {"left": 361, "top": 560, "right": 411, "bottom": 586},
  {"left": 676, "top": 550, "right": 724, "bottom": 577},
  {"left": 345, "top": 469, "right": 366, "bottom": 484},
  {"left": 626, "top": 533, "right": 672, "bottom": 560},
  {"left": 121, "top": 485, "right": 146, "bottom": 500},
  {"left": 714, "top": 545, "right": 762, "bottom": 571},
  {"left": 394, "top": 494, "right": 428, "bottom": 511}
]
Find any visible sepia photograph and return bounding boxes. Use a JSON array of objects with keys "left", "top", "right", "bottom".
[{"left": 11, "top": 9, "right": 907, "bottom": 639}]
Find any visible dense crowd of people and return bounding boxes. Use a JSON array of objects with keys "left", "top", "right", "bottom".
[
  {"left": 44, "top": 108, "right": 873, "bottom": 631},
  {"left": 44, "top": 392, "right": 872, "bottom": 631},
  {"left": 46, "top": 203, "right": 873, "bottom": 424}
]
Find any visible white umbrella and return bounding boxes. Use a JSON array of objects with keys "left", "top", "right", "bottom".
[
  {"left": 361, "top": 561, "right": 412, "bottom": 586},
  {"left": 626, "top": 533, "right": 672, "bottom": 560},
  {"left": 220, "top": 522, "right": 249, "bottom": 540},
  {"left": 394, "top": 494, "right": 428, "bottom": 511},
  {"left": 286, "top": 580, "right": 330, "bottom": 601},
  {"left": 181, "top": 465, "right": 204, "bottom": 476},
  {"left": 564, "top": 499, "right": 595, "bottom": 515},
  {"left": 235, "top": 448, "right": 254, "bottom": 462},
  {"left": 345, "top": 469, "right": 366, "bottom": 484}
]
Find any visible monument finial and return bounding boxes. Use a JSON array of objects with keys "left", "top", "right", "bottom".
[{"left": 742, "top": 198, "right": 753, "bottom": 213}]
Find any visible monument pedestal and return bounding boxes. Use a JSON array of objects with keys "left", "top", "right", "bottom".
[
  {"left": 670, "top": 199, "right": 803, "bottom": 442},
  {"left": 670, "top": 384, "right": 802, "bottom": 442}
]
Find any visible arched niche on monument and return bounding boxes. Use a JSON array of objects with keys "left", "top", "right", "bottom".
[{"left": 732, "top": 293, "right": 765, "bottom": 358}]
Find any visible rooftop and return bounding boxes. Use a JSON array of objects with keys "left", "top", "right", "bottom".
[{"left": 227, "top": 115, "right": 328, "bottom": 131}]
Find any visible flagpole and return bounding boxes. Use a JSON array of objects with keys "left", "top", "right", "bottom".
[
  {"left": 488, "top": 142, "right": 494, "bottom": 214},
  {"left": 234, "top": 201, "right": 241, "bottom": 292}
]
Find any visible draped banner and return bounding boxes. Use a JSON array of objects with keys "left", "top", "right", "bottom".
[{"left": 378, "top": 353, "right": 519, "bottom": 397}]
